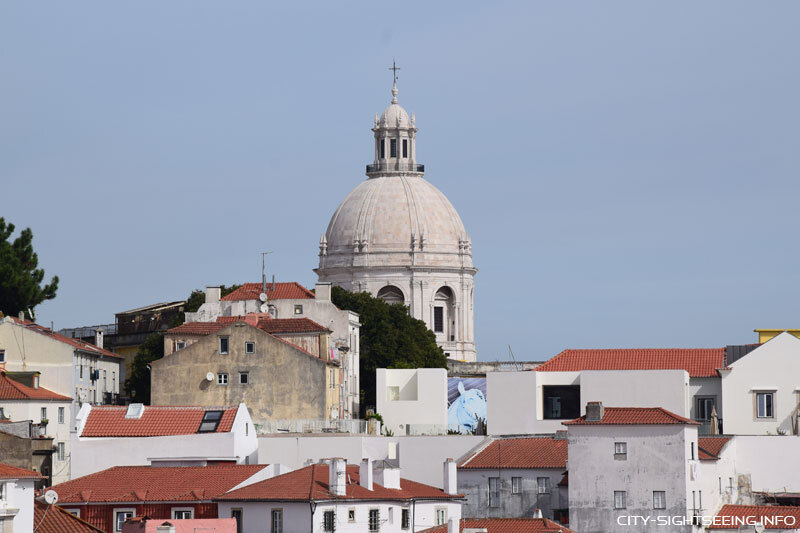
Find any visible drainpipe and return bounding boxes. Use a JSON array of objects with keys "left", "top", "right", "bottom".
[{"left": 309, "top": 500, "right": 317, "bottom": 532}]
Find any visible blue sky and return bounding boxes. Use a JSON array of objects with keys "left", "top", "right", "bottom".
[{"left": 2, "top": 2, "right": 799, "bottom": 361}]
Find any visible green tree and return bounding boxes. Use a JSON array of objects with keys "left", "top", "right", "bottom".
[
  {"left": 331, "top": 286, "right": 447, "bottom": 415},
  {"left": 0, "top": 218, "right": 59, "bottom": 317}
]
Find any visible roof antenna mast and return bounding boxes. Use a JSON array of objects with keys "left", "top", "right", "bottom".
[{"left": 261, "top": 251, "right": 273, "bottom": 295}]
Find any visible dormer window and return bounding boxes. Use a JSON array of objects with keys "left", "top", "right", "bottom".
[{"left": 390, "top": 139, "right": 398, "bottom": 158}]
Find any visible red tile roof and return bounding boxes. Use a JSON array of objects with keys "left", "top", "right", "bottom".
[
  {"left": 216, "top": 463, "right": 461, "bottom": 502},
  {"left": 0, "top": 461, "right": 44, "bottom": 479},
  {"left": 708, "top": 505, "right": 800, "bottom": 530},
  {"left": 34, "top": 501, "right": 104, "bottom": 533},
  {"left": 420, "top": 518, "right": 575, "bottom": 533},
  {"left": 563, "top": 407, "right": 700, "bottom": 426},
  {"left": 256, "top": 318, "right": 329, "bottom": 334},
  {"left": 221, "top": 282, "right": 315, "bottom": 302},
  {"left": 698, "top": 437, "right": 731, "bottom": 461},
  {"left": 459, "top": 437, "right": 567, "bottom": 470},
  {"left": 80, "top": 405, "right": 237, "bottom": 437},
  {"left": 166, "top": 322, "right": 227, "bottom": 335},
  {"left": 535, "top": 348, "right": 726, "bottom": 378},
  {"left": 6, "top": 317, "right": 122, "bottom": 359},
  {"left": 167, "top": 317, "right": 328, "bottom": 336},
  {"left": 0, "top": 372, "right": 72, "bottom": 401},
  {"left": 50, "top": 465, "right": 267, "bottom": 503}
]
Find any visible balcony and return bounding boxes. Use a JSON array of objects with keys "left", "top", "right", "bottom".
[{"left": 366, "top": 162, "right": 424, "bottom": 174}]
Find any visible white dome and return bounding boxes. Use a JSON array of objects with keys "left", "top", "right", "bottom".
[
  {"left": 319, "top": 174, "right": 472, "bottom": 269},
  {"left": 380, "top": 102, "right": 410, "bottom": 128}
]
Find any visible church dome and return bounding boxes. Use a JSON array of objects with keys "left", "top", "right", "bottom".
[{"left": 380, "top": 102, "right": 410, "bottom": 128}]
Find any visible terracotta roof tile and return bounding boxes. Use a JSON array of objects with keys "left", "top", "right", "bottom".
[
  {"left": 80, "top": 405, "right": 237, "bottom": 437},
  {"left": 708, "top": 505, "right": 800, "bottom": 529},
  {"left": 535, "top": 348, "right": 726, "bottom": 378},
  {"left": 0, "top": 372, "right": 72, "bottom": 401},
  {"left": 6, "top": 317, "right": 122, "bottom": 359},
  {"left": 168, "top": 317, "right": 328, "bottom": 336},
  {"left": 563, "top": 407, "right": 700, "bottom": 426},
  {"left": 698, "top": 437, "right": 731, "bottom": 461},
  {"left": 221, "top": 282, "right": 315, "bottom": 302},
  {"left": 50, "top": 465, "right": 267, "bottom": 503},
  {"left": 216, "top": 464, "right": 461, "bottom": 502},
  {"left": 166, "top": 322, "right": 227, "bottom": 335},
  {"left": 0, "top": 461, "right": 44, "bottom": 479},
  {"left": 34, "top": 501, "right": 104, "bottom": 533},
  {"left": 256, "top": 318, "right": 329, "bottom": 334},
  {"left": 420, "top": 518, "right": 575, "bottom": 533},
  {"left": 459, "top": 437, "right": 567, "bottom": 470}
]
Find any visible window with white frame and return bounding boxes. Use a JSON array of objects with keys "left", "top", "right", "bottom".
[
  {"left": 323, "top": 510, "right": 335, "bottom": 531},
  {"left": 41, "top": 407, "right": 47, "bottom": 422},
  {"left": 537, "top": 477, "right": 549, "bottom": 494},
  {"left": 58, "top": 407, "right": 65, "bottom": 424},
  {"left": 114, "top": 509, "right": 135, "bottom": 531},
  {"left": 488, "top": 477, "right": 500, "bottom": 507},
  {"left": 696, "top": 397, "right": 716, "bottom": 421},
  {"left": 57, "top": 442, "right": 65, "bottom": 461},
  {"left": 348, "top": 508, "right": 356, "bottom": 522},
  {"left": 756, "top": 392, "right": 774, "bottom": 418},
  {"left": 175, "top": 340, "right": 186, "bottom": 351},
  {"left": 368, "top": 509, "right": 380, "bottom": 532},
  {"left": 614, "top": 491, "right": 627, "bottom": 509},
  {"left": 219, "top": 336, "right": 229, "bottom": 355},
  {"left": 271, "top": 509, "right": 283, "bottom": 533},
  {"left": 614, "top": 441, "right": 627, "bottom": 459},
  {"left": 245, "top": 341, "right": 255, "bottom": 354},
  {"left": 511, "top": 476, "right": 521, "bottom": 494},
  {"left": 653, "top": 491, "right": 666, "bottom": 509},
  {"left": 435, "top": 508, "right": 447, "bottom": 526},
  {"left": 172, "top": 508, "right": 193, "bottom": 519},
  {"left": 294, "top": 305, "right": 303, "bottom": 315},
  {"left": 66, "top": 509, "right": 80, "bottom": 517},
  {"left": 217, "top": 373, "right": 229, "bottom": 385}
]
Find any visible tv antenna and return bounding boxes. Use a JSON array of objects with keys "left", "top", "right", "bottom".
[
  {"left": 508, "top": 344, "right": 520, "bottom": 371},
  {"left": 261, "top": 251, "right": 273, "bottom": 295}
]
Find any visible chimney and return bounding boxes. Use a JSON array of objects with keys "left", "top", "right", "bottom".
[
  {"left": 374, "top": 463, "right": 401, "bottom": 490},
  {"left": 329, "top": 458, "right": 347, "bottom": 496},
  {"left": 586, "top": 401, "right": 604, "bottom": 422},
  {"left": 205, "top": 286, "right": 221, "bottom": 304},
  {"left": 447, "top": 518, "right": 459, "bottom": 533},
  {"left": 532, "top": 509, "right": 543, "bottom": 519},
  {"left": 443, "top": 458, "right": 458, "bottom": 495},
  {"left": 315, "top": 282, "right": 332, "bottom": 302},
  {"left": 359, "top": 458, "right": 373, "bottom": 491},
  {"left": 95, "top": 329, "right": 104, "bottom": 349},
  {"left": 18, "top": 311, "right": 24, "bottom": 321}
]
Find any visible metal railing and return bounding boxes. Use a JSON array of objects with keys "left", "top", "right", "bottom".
[
  {"left": 257, "top": 418, "right": 370, "bottom": 435},
  {"left": 366, "top": 162, "right": 424, "bottom": 173}
]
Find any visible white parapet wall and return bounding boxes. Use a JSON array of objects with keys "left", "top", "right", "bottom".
[{"left": 376, "top": 368, "right": 448, "bottom": 435}]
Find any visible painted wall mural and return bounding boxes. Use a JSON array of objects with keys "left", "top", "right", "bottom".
[{"left": 447, "top": 378, "right": 487, "bottom": 434}]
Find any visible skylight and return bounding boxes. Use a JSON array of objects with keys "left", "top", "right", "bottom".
[
  {"left": 198, "top": 410, "right": 224, "bottom": 433},
  {"left": 125, "top": 403, "right": 145, "bottom": 419}
]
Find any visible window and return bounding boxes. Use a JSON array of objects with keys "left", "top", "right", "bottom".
[
  {"left": 435, "top": 508, "right": 447, "bottom": 526},
  {"left": 653, "top": 491, "right": 666, "bottom": 509},
  {"left": 433, "top": 307, "right": 444, "bottom": 332},
  {"left": 294, "top": 305, "right": 303, "bottom": 315},
  {"left": 348, "top": 508, "right": 356, "bottom": 522},
  {"left": 219, "top": 336, "right": 229, "bottom": 354},
  {"left": 756, "top": 392, "right": 774, "bottom": 418},
  {"left": 57, "top": 442, "right": 65, "bottom": 461},
  {"left": 217, "top": 373, "right": 229, "bottom": 385},
  {"left": 511, "top": 477, "right": 521, "bottom": 494},
  {"left": 239, "top": 372, "right": 249, "bottom": 385},
  {"left": 488, "top": 477, "right": 500, "bottom": 507},
  {"left": 231, "top": 508, "right": 243, "bottom": 533},
  {"left": 41, "top": 407, "right": 47, "bottom": 422},
  {"left": 537, "top": 477, "right": 549, "bottom": 494},
  {"left": 368, "top": 509, "right": 380, "bottom": 532},
  {"left": 691, "top": 442, "right": 695, "bottom": 460},
  {"left": 271, "top": 509, "right": 283, "bottom": 533},
  {"left": 80, "top": 364, "right": 83, "bottom": 379},
  {"left": 175, "top": 340, "right": 186, "bottom": 351},
  {"left": 245, "top": 341, "right": 255, "bottom": 354},
  {"left": 380, "top": 139, "right": 385, "bottom": 159},
  {"left": 0, "top": 349, "right": 4, "bottom": 362},
  {"left": 402, "top": 139, "right": 408, "bottom": 158},
  {"left": 614, "top": 491, "right": 627, "bottom": 509},
  {"left": 323, "top": 510, "right": 335, "bottom": 531},
  {"left": 542, "top": 385, "right": 581, "bottom": 420},
  {"left": 198, "top": 410, "right": 224, "bottom": 432},
  {"left": 614, "top": 442, "right": 627, "bottom": 460},
  {"left": 696, "top": 397, "right": 716, "bottom": 421},
  {"left": 115, "top": 509, "right": 135, "bottom": 531},
  {"left": 172, "top": 508, "right": 194, "bottom": 519},
  {"left": 0, "top": 482, "right": 5, "bottom": 501},
  {"left": 401, "top": 508, "right": 409, "bottom": 529},
  {"left": 390, "top": 138, "right": 398, "bottom": 158},
  {"left": 66, "top": 509, "right": 80, "bottom": 518}
]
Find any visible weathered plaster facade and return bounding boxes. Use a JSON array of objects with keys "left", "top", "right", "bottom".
[
  {"left": 458, "top": 467, "right": 567, "bottom": 520},
  {"left": 151, "top": 323, "right": 340, "bottom": 424}
]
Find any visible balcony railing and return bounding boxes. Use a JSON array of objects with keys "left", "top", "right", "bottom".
[{"left": 366, "top": 162, "right": 424, "bottom": 173}]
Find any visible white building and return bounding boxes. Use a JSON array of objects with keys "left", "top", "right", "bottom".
[
  {"left": 566, "top": 403, "right": 702, "bottom": 533},
  {"left": 315, "top": 78, "right": 477, "bottom": 362},
  {"left": 215, "top": 458, "right": 463, "bottom": 533},
  {"left": 0, "top": 462, "right": 42, "bottom": 533},
  {"left": 376, "top": 369, "right": 448, "bottom": 435},
  {"left": 71, "top": 403, "right": 258, "bottom": 478},
  {"left": 0, "top": 370, "right": 73, "bottom": 484},
  {"left": 186, "top": 283, "right": 361, "bottom": 418},
  {"left": 0, "top": 316, "right": 122, "bottom": 426}
]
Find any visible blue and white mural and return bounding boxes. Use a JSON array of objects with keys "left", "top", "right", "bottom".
[{"left": 447, "top": 378, "right": 487, "bottom": 434}]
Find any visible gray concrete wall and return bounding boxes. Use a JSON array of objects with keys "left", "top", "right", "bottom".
[
  {"left": 151, "top": 323, "right": 337, "bottom": 424},
  {"left": 458, "top": 468, "right": 565, "bottom": 520}
]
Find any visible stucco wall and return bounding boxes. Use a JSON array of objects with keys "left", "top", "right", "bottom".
[
  {"left": 580, "top": 370, "right": 690, "bottom": 417},
  {"left": 151, "top": 323, "right": 337, "bottom": 424},
  {"left": 734, "top": 435, "right": 800, "bottom": 494},
  {"left": 3, "top": 478, "right": 36, "bottom": 533},
  {"left": 458, "top": 467, "right": 565, "bottom": 519},
  {"left": 377, "top": 368, "right": 448, "bottom": 435}
]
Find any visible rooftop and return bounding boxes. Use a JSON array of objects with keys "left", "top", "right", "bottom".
[
  {"left": 167, "top": 316, "right": 329, "bottom": 336},
  {"left": 216, "top": 463, "right": 461, "bottom": 502},
  {"left": 49, "top": 464, "right": 267, "bottom": 503},
  {"left": 563, "top": 407, "right": 700, "bottom": 426},
  {"left": 535, "top": 348, "right": 726, "bottom": 378},
  {"left": 459, "top": 437, "right": 567, "bottom": 470},
  {"left": 34, "top": 500, "right": 104, "bottom": 533},
  {"left": 80, "top": 405, "right": 238, "bottom": 437},
  {"left": 3, "top": 316, "right": 122, "bottom": 359},
  {"left": 698, "top": 436, "right": 732, "bottom": 461},
  {"left": 0, "top": 461, "right": 44, "bottom": 479},
  {"left": 221, "top": 282, "right": 315, "bottom": 302},
  {"left": 708, "top": 505, "right": 800, "bottom": 530},
  {"left": 0, "top": 371, "right": 73, "bottom": 401},
  {"left": 420, "top": 518, "right": 575, "bottom": 533}
]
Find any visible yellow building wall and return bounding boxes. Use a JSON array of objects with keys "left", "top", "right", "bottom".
[{"left": 755, "top": 329, "right": 800, "bottom": 344}]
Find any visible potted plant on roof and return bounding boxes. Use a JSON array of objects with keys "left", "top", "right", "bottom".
[{"left": 39, "top": 418, "right": 49, "bottom": 437}]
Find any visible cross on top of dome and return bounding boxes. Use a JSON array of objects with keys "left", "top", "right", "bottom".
[{"left": 389, "top": 59, "right": 400, "bottom": 104}]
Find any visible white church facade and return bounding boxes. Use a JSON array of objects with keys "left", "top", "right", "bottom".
[{"left": 315, "top": 76, "right": 477, "bottom": 362}]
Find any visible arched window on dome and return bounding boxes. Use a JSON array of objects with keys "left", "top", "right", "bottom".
[
  {"left": 434, "top": 286, "right": 456, "bottom": 342},
  {"left": 377, "top": 285, "right": 405, "bottom": 306}
]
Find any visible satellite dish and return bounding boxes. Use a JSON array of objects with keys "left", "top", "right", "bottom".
[
  {"left": 44, "top": 490, "right": 58, "bottom": 504},
  {"left": 755, "top": 523, "right": 765, "bottom": 533},
  {"left": 206, "top": 372, "right": 214, "bottom": 382},
  {"left": 260, "top": 303, "right": 270, "bottom": 313},
  {"left": 259, "top": 292, "right": 268, "bottom": 302}
]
